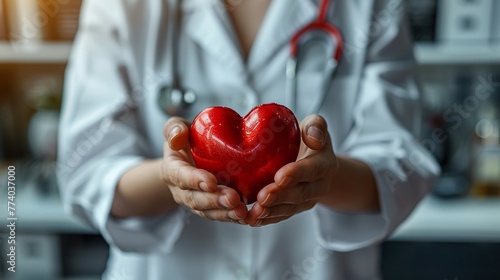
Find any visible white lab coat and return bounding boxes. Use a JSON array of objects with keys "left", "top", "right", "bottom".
[{"left": 57, "top": 0, "right": 440, "bottom": 279}]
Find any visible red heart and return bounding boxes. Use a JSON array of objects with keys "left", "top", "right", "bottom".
[{"left": 190, "top": 103, "right": 301, "bottom": 204}]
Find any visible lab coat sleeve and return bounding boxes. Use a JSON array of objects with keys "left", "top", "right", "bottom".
[
  {"left": 57, "top": 0, "right": 185, "bottom": 253},
  {"left": 313, "top": 0, "right": 440, "bottom": 252}
]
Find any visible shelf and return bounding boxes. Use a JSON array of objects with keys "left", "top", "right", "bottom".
[
  {"left": 0, "top": 41, "right": 72, "bottom": 63},
  {"left": 391, "top": 195, "right": 500, "bottom": 242},
  {"left": 1, "top": 41, "right": 499, "bottom": 65},
  {"left": 0, "top": 187, "right": 96, "bottom": 234},
  {"left": 414, "top": 43, "right": 500, "bottom": 65}
]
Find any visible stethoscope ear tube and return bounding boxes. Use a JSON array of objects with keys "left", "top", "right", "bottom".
[
  {"left": 285, "top": 51, "right": 340, "bottom": 117},
  {"left": 285, "top": 0, "right": 343, "bottom": 116},
  {"left": 286, "top": 29, "right": 342, "bottom": 116},
  {"left": 315, "top": 58, "right": 338, "bottom": 113}
]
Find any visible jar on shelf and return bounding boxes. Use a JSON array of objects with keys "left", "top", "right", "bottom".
[{"left": 470, "top": 102, "right": 500, "bottom": 197}]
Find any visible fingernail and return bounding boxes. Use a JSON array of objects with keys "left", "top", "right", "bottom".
[
  {"left": 262, "top": 193, "right": 276, "bottom": 206},
  {"left": 279, "top": 176, "right": 292, "bottom": 187},
  {"left": 307, "top": 125, "right": 325, "bottom": 144},
  {"left": 168, "top": 125, "right": 182, "bottom": 141},
  {"left": 199, "top": 182, "right": 209, "bottom": 191},
  {"left": 219, "top": 195, "right": 232, "bottom": 208}
]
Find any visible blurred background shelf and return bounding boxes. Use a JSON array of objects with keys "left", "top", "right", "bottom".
[
  {"left": 0, "top": 41, "right": 72, "bottom": 63},
  {"left": 1, "top": 42, "right": 500, "bottom": 65},
  {"left": 392, "top": 195, "right": 500, "bottom": 242},
  {"left": 0, "top": 186, "right": 95, "bottom": 234},
  {"left": 414, "top": 43, "right": 500, "bottom": 65},
  {"left": 0, "top": 42, "right": 500, "bottom": 65}
]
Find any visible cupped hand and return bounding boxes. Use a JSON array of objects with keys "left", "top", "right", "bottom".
[
  {"left": 160, "top": 117, "right": 248, "bottom": 224},
  {"left": 245, "top": 115, "right": 339, "bottom": 226}
]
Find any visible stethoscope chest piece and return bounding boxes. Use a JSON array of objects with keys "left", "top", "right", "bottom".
[{"left": 158, "top": 85, "right": 197, "bottom": 116}]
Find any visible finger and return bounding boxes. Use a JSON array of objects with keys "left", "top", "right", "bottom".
[
  {"left": 163, "top": 117, "right": 191, "bottom": 151},
  {"left": 192, "top": 209, "right": 244, "bottom": 222},
  {"left": 173, "top": 187, "right": 239, "bottom": 211},
  {"left": 162, "top": 159, "right": 218, "bottom": 192},
  {"left": 163, "top": 135, "right": 195, "bottom": 166},
  {"left": 257, "top": 182, "right": 327, "bottom": 207},
  {"left": 192, "top": 196, "right": 248, "bottom": 224},
  {"left": 250, "top": 216, "right": 290, "bottom": 227},
  {"left": 263, "top": 200, "right": 317, "bottom": 218},
  {"left": 247, "top": 201, "right": 316, "bottom": 224},
  {"left": 300, "top": 115, "right": 328, "bottom": 151},
  {"left": 274, "top": 155, "right": 332, "bottom": 188},
  {"left": 173, "top": 185, "right": 245, "bottom": 211}
]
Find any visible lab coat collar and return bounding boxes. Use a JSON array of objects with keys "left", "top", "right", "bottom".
[
  {"left": 247, "top": 0, "right": 317, "bottom": 72},
  {"left": 183, "top": 0, "right": 245, "bottom": 74},
  {"left": 182, "top": 0, "right": 318, "bottom": 74},
  {"left": 180, "top": 0, "right": 218, "bottom": 11}
]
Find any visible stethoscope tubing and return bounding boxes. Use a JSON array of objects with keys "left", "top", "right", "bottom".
[{"left": 286, "top": 0, "right": 343, "bottom": 116}]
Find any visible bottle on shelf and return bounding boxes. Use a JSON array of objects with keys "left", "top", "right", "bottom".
[
  {"left": 470, "top": 102, "right": 500, "bottom": 197},
  {"left": 407, "top": 0, "right": 438, "bottom": 42},
  {"left": 3, "top": 0, "right": 82, "bottom": 43},
  {"left": 0, "top": 0, "right": 7, "bottom": 40}
]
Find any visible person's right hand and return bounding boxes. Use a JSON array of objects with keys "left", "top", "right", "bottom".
[{"left": 160, "top": 117, "right": 248, "bottom": 224}]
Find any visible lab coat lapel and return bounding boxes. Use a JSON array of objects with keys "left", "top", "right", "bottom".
[
  {"left": 247, "top": 0, "right": 317, "bottom": 72},
  {"left": 183, "top": 0, "right": 245, "bottom": 73}
]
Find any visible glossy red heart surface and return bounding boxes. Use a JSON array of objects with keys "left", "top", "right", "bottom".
[{"left": 190, "top": 103, "right": 301, "bottom": 204}]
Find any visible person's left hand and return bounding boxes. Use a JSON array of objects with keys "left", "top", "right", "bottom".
[{"left": 245, "top": 115, "right": 339, "bottom": 226}]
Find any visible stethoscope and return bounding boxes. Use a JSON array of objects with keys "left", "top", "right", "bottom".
[{"left": 158, "top": 0, "right": 343, "bottom": 116}]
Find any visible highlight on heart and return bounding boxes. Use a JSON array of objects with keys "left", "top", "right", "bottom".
[{"left": 189, "top": 103, "right": 301, "bottom": 204}]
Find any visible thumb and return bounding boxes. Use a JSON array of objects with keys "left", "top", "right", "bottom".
[
  {"left": 300, "top": 115, "right": 328, "bottom": 151},
  {"left": 163, "top": 117, "right": 191, "bottom": 151}
]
